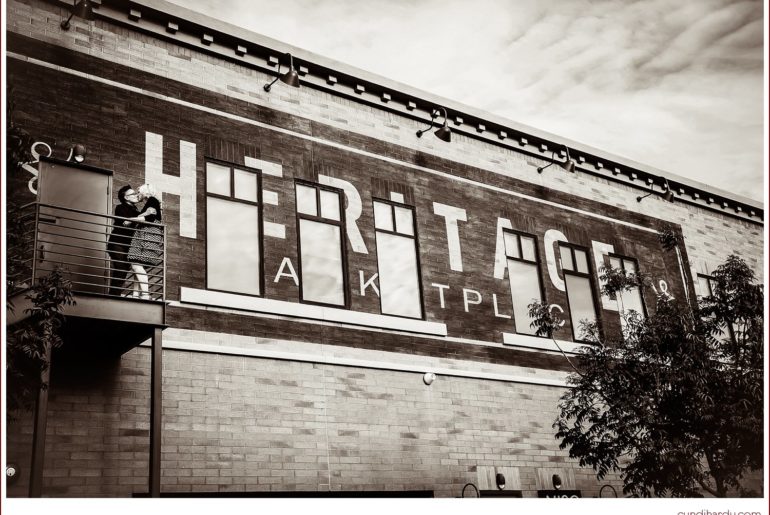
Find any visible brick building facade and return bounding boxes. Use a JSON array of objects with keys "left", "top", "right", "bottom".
[{"left": 5, "top": 0, "right": 764, "bottom": 498}]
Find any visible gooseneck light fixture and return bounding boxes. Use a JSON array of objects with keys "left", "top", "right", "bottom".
[
  {"left": 552, "top": 474, "right": 563, "bottom": 490},
  {"left": 60, "top": 0, "right": 95, "bottom": 30},
  {"left": 416, "top": 107, "right": 451, "bottom": 143},
  {"left": 263, "top": 53, "right": 301, "bottom": 92},
  {"left": 537, "top": 145, "right": 576, "bottom": 173},
  {"left": 637, "top": 177, "right": 675, "bottom": 203},
  {"left": 66, "top": 144, "right": 87, "bottom": 163}
]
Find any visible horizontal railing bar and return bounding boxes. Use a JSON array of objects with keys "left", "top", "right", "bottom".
[
  {"left": 37, "top": 227, "right": 165, "bottom": 246},
  {"left": 38, "top": 203, "right": 164, "bottom": 227},
  {"left": 33, "top": 272, "right": 163, "bottom": 293},
  {"left": 37, "top": 259, "right": 165, "bottom": 279}
]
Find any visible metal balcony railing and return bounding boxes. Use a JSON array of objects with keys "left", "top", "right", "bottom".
[{"left": 7, "top": 202, "right": 166, "bottom": 302}]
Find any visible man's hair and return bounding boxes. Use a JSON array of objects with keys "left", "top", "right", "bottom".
[{"left": 117, "top": 185, "right": 133, "bottom": 203}]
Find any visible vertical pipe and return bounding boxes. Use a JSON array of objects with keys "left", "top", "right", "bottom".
[
  {"left": 149, "top": 327, "right": 163, "bottom": 497},
  {"left": 29, "top": 341, "right": 52, "bottom": 497}
]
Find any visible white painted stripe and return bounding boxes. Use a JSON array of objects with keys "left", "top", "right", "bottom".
[
  {"left": 167, "top": 299, "right": 580, "bottom": 355},
  {"left": 180, "top": 287, "right": 448, "bottom": 336},
  {"left": 262, "top": 190, "right": 279, "bottom": 205},
  {"left": 502, "top": 332, "right": 586, "bottom": 355},
  {"left": 146, "top": 340, "right": 569, "bottom": 388},
  {"left": 263, "top": 221, "right": 285, "bottom": 239},
  {"left": 7, "top": 52, "right": 659, "bottom": 234},
  {"left": 244, "top": 156, "right": 283, "bottom": 177}
]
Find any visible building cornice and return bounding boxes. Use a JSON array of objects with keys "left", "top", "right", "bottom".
[{"left": 49, "top": 0, "right": 764, "bottom": 222}]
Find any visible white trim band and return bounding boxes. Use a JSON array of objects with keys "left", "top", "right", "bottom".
[
  {"left": 180, "top": 287, "right": 448, "bottom": 336},
  {"left": 150, "top": 340, "right": 569, "bottom": 388},
  {"left": 502, "top": 332, "right": 586, "bottom": 354}
]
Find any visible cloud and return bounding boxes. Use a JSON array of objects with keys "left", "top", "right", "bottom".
[{"left": 167, "top": 0, "right": 764, "bottom": 201}]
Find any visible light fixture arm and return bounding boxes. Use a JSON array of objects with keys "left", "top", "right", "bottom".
[
  {"left": 61, "top": 11, "right": 76, "bottom": 30},
  {"left": 263, "top": 53, "right": 293, "bottom": 92},
  {"left": 537, "top": 150, "right": 557, "bottom": 174},
  {"left": 537, "top": 145, "right": 572, "bottom": 173},
  {"left": 264, "top": 59, "right": 285, "bottom": 92},
  {"left": 416, "top": 107, "right": 447, "bottom": 137},
  {"left": 636, "top": 183, "right": 655, "bottom": 202}
]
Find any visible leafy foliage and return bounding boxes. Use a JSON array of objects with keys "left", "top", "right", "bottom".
[
  {"left": 6, "top": 100, "right": 75, "bottom": 415},
  {"left": 530, "top": 255, "right": 763, "bottom": 497},
  {"left": 7, "top": 268, "right": 75, "bottom": 415}
]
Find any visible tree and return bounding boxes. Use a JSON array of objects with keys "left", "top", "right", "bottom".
[
  {"left": 6, "top": 92, "right": 75, "bottom": 415},
  {"left": 530, "top": 254, "right": 764, "bottom": 497}
]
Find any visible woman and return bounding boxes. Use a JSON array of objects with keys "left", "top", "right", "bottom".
[
  {"left": 126, "top": 184, "right": 163, "bottom": 299},
  {"left": 107, "top": 185, "right": 140, "bottom": 296}
]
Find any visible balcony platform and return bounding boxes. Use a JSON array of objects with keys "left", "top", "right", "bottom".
[{"left": 7, "top": 291, "right": 166, "bottom": 357}]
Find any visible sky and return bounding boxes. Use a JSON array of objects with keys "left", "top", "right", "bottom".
[{"left": 168, "top": 0, "right": 766, "bottom": 202}]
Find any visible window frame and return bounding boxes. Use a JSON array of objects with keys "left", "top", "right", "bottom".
[
  {"left": 606, "top": 252, "right": 647, "bottom": 318},
  {"left": 294, "top": 179, "right": 350, "bottom": 309},
  {"left": 558, "top": 242, "right": 601, "bottom": 343},
  {"left": 204, "top": 157, "right": 265, "bottom": 297},
  {"left": 697, "top": 272, "right": 736, "bottom": 343},
  {"left": 371, "top": 197, "right": 426, "bottom": 320},
  {"left": 502, "top": 227, "right": 547, "bottom": 337}
]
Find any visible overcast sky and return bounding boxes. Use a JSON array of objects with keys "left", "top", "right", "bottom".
[{"left": 169, "top": 0, "right": 765, "bottom": 202}]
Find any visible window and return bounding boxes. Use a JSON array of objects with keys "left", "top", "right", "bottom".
[
  {"left": 503, "top": 229, "right": 544, "bottom": 336},
  {"left": 295, "top": 181, "right": 347, "bottom": 307},
  {"left": 608, "top": 254, "right": 645, "bottom": 333},
  {"left": 372, "top": 199, "right": 423, "bottom": 319},
  {"left": 697, "top": 273, "right": 734, "bottom": 342},
  {"left": 206, "top": 161, "right": 262, "bottom": 295},
  {"left": 559, "top": 243, "right": 598, "bottom": 341}
]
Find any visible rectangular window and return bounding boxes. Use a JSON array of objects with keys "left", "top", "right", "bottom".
[
  {"left": 206, "top": 161, "right": 262, "bottom": 296},
  {"left": 503, "top": 229, "right": 544, "bottom": 336},
  {"left": 296, "top": 182, "right": 347, "bottom": 307},
  {"left": 608, "top": 254, "right": 645, "bottom": 334},
  {"left": 697, "top": 273, "right": 734, "bottom": 342},
  {"left": 560, "top": 243, "right": 598, "bottom": 342},
  {"left": 373, "top": 199, "right": 423, "bottom": 319}
]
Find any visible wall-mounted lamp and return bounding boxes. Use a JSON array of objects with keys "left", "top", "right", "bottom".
[
  {"left": 264, "top": 53, "right": 300, "bottom": 92},
  {"left": 637, "top": 177, "right": 675, "bottom": 203},
  {"left": 461, "top": 483, "right": 479, "bottom": 498},
  {"left": 67, "top": 144, "right": 87, "bottom": 163},
  {"left": 552, "top": 474, "right": 563, "bottom": 490},
  {"left": 6, "top": 463, "right": 19, "bottom": 485},
  {"left": 423, "top": 372, "right": 436, "bottom": 385},
  {"left": 495, "top": 473, "right": 506, "bottom": 490},
  {"left": 416, "top": 107, "right": 451, "bottom": 143},
  {"left": 599, "top": 484, "right": 618, "bottom": 498},
  {"left": 60, "top": 0, "right": 95, "bottom": 30},
  {"left": 537, "top": 145, "right": 575, "bottom": 173}
]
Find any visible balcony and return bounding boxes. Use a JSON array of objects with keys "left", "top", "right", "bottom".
[{"left": 7, "top": 202, "right": 167, "bottom": 356}]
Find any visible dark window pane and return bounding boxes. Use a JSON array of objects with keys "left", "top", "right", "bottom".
[
  {"left": 698, "top": 275, "right": 713, "bottom": 297},
  {"left": 508, "top": 259, "right": 542, "bottom": 336},
  {"left": 206, "top": 197, "right": 260, "bottom": 295},
  {"left": 376, "top": 232, "right": 421, "bottom": 318},
  {"left": 299, "top": 219, "right": 345, "bottom": 306}
]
